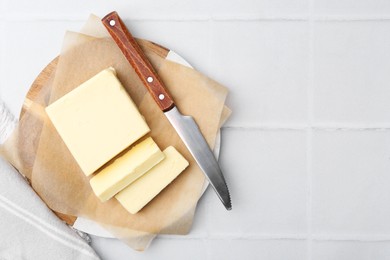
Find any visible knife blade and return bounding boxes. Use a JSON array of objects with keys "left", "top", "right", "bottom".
[{"left": 102, "top": 11, "right": 232, "bottom": 210}]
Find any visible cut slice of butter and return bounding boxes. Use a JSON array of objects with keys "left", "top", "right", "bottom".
[
  {"left": 116, "top": 146, "right": 189, "bottom": 214},
  {"left": 45, "top": 67, "right": 150, "bottom": 176},
  {"left": 90, "top": 137, "right": 165, "bottom": 202}
]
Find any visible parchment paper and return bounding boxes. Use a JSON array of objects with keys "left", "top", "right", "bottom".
[{"left": 1, "top": 15, "right": 230, "bottom": 250}]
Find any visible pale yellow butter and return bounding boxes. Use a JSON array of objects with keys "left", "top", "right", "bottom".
[
  {"left": 90, "top": 137, "right": 165, "bottom": 202},
  {"left": 116, "top": 146, "right": 189, "bottom": 214},
  {"left": 45, "top": 67, "right": 150, "bottom": 176}
]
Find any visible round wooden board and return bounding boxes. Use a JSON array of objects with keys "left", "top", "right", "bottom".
[{"left": 20, "top": 39, "right": 170, "bottom": 226}]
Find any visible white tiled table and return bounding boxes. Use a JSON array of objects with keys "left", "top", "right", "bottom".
[{"left": 2, "top": 1, "right": 390, "bottom": 259}]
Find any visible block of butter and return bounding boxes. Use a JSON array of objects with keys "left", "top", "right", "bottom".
[
  {"left": 116, "top": 146, "right": 189, "bottom": 214},
  {"left": 90, "top": 137, "right": 165, "bottom": 202},
  {"left": 46, "top": 67, "right": 150, "bottom": 176}
]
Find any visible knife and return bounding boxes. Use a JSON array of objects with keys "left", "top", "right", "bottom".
[{"left": 102, "top": 11, "right": 232, "bottom": 210}]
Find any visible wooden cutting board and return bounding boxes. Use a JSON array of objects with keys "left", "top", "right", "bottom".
[{"left": 20, "top": 39, "right": 170, "bottom": 226}]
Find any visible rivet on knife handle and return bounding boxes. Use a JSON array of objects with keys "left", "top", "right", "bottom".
[{"left": 102, "top": 11, "right": 175, "bottom": 112}]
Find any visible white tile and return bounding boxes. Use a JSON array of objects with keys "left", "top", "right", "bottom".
[
  {"left": 183, "top": 186, "right": 211, "bottom": 236},
  {"left": 0, "top": 0, "right": 5, "bottom": 15},
  {"left": 314, "top": 0, "right": 390, "bottom": 15},
  {"left": 209, "top": 239, "right": 307, "bottom": 260},
  {"left": 2, "top": 21, "right": 82, "bottom": 117},
  {"left": 211, "top": 21, "right": 309, "bottom": 127},
  {"left": 128, "top": 20, "right": 212, "bottom": 75},
  {"left": 210, "top": 0, "right": 309, "bottom": 17},
  {"left": 312, "top": 130, "right": 390, "bottom": 234},
  {"left": 4, "top": 0, "right": 107, "bottom": 18},
  {"left": 4, "top": 0, "right": 307, "bottom": 18},
  {"left": 4, "top": 0, "right": 211, "bottom": 19},
  {"left": 208, "top": 129, "right": 307, "bottom": 235},
  {"left": 112, "top": 0, "right": 212, "bottom": 18},
  {"left": 313, "top": 21, "right": 390, "bottom": 125},
  {"left": 312, "top": 241, "right": 390, "bottom": 260},
  {"left": 91, "top": 236, "right": 208, "bottom": 260},
  {"left": 0, "top": 21, "right": 4, "bottom": 98}
]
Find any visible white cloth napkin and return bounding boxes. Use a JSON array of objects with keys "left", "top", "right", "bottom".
[{"left": 0, "top": 100, "right": 100, "bottom": 260}]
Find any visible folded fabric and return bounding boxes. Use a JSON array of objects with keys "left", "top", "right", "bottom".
[
  {"left": 0, "top": 100, "right": 100, "bottom": 260},
  {"left": 0, "top": 100, "right": 16, "bottom": 144}
]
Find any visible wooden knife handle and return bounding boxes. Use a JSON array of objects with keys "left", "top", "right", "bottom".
[{"left": 102, "top": 11, "right": 175, "bottom": 112}]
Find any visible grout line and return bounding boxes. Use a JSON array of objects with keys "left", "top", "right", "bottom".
[
  {"left": 312, "top": 14, "right": 390, "bottom": 21},
  {"left": 312, "top": 234, "right": 390, "bottom": 242},
  {"left": 306, "top": 129, "right": 313, "bottom": 259},
  {"left": 158, "top": 233, "right": 390, "bottom": 242},
  {"left": 222, "top": 125, "right": 390, "bottom": 131},
  {"left": 210, "top": 14, "right": 308, "bottom": 21},
  {"left": 205, "top": 18, "right": 214, "bottom": 242},
  {"left": 158, "top": 234, "right": 308, "bottom": 240},
  {"left": 222, "top": 126, "right": 309, "bottom": 131},
  {"left": 311, "top": 126, "right": 390, "bottom": 131},
  {"left": 0, "top": 13, "right": 305, "bottom": 22},
  {"left": 307, "top": 0, "right": 314, "bottom": 258},
  {"left": 3, "top": 13, "right": 390, "bottom": 22}
]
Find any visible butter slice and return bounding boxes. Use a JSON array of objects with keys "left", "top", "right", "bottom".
[
  {"left": 116, "top": 146, "right": 189, "bottom": 214},
  {"left": 45, "top": 68, "right": 150, "bottom": 176},
  {"left": 90, "top": 137, "right": 165, "bottom": 202}
]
